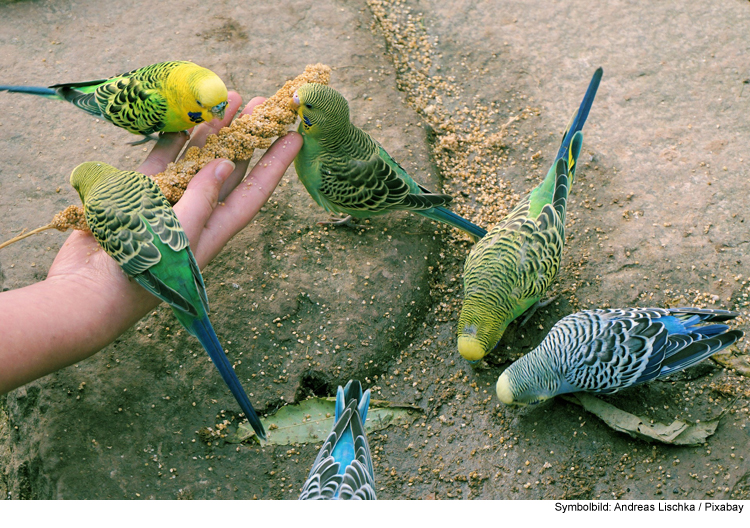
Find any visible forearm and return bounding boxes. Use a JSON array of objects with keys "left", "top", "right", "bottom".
[
  {"left": 0, "top": 260, "right": 158, "bottom": 393},
  {"left": 0, "top": 104, "right": 301, "bottom": 394}
]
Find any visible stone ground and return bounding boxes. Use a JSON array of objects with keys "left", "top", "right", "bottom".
[{"left": 1, "top": 0, "right": 749, "bottom": 500}]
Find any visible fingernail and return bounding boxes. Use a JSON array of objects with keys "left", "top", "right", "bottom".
[{"left": 215, "top": 160, "right": 235, "bottom": 180}]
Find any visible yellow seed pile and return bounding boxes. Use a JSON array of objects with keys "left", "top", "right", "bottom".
[
  {"left": 50, "top": 64, "right": 332, "bottom": 232},
  {"left": 367, "top": 0, "right": 539, "bottom": 330},
  {"left": 368, "top": 0, "right": 535, "bottom": 234},
  {"left": 51, "top": 205, "right": 89, "bottom": 232}
]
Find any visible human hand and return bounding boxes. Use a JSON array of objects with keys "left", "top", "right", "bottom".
[{"left": 0, "top": 92, "right": 302, "bottom": 393}]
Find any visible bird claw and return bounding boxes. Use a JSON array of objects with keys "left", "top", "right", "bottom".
[
  {"left": 519, "top": 296, "right": 558, "bottom": 326},
  {"left": 127, "top": 134, "right": 158, "bottom": 146},
  {"left": 467, "top": 359, "right": 490, "bottom": 371},
  {"left": 317, "top": 215, "right": 354, "bottom": 227}
]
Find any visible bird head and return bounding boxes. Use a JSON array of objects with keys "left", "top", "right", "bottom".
[
  {"left": 188, "top": 68, "right": 229, "bottom": 124},
  {"left": 495, "top": 372, "right": 517, "bottom": 405},
  {"left": 70, "top": 161, "right": 117, "bottom": 203},
  {"left": 456, "top": 308, "right": 510, "bottom": 362},
  {"left": 496, "top": 355, "right": 558, "bottom": 406},
  {"left": 292, "top": 83, "right": 350, "bottom": 138},
  {"left": 496, "top": 371, "right": 552, "bottom": 407}
]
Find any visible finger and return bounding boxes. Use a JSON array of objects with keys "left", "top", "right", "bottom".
[
  {"left": 218, "top": 160, "right": 250, "bottom": 203},
  {"left": 243, "top": 96, "right": 267, "bottom": 114},
  {"left": 218, "top": 96, "right": 268, "bottom": 201},
  {"left": 137, "top": 132, "right": 189, "bottom": 176},
  {"left": 198, "top": 131, "right": 302, "bottom": 262},
  {"left": 173, "top": 159, "right": 236, "bottom": 252},
  {"left": 181, "top": 91, "right": 243, "bottom": 155}
]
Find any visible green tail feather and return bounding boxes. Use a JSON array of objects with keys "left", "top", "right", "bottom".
[
  {"left": 0, "top": 82, "right": 101, "bottom": 116},
  {"left": 556, "top": 67, "right": 602, "bottom": 163},
  {"left": 527, "top": 68, "right": 602, "bottom": 218},
  {"left": 0, "top": 85, "right": 60, "bottom": 98},
  {"left": 189, "top": 315, "right": 267, "bottom": 441},
  {"left": 422, "top": 206, "right": 487, "bottom": 239}
]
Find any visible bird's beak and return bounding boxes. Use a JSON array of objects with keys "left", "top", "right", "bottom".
[
  {"left": 458, "top": 328, "right": 486, "bottom": 362},
  {"left": 211, "top": 101, "right": 228, "bottom": 120},
  {"left": 291, "top": 91, "right": 301, "bottom": 113}
]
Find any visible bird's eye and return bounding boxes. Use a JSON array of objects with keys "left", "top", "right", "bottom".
[
  {"left": 305, "top": 103, "right": 313, "bottom": 109},
  {"left": 196, "top": 99, "right": 202, "bottom": 106}
]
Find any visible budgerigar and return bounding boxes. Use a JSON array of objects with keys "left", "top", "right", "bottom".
[
  {"left": 70, "top": 162, "right": 265, "bottom": 440},
  {"left": 457, "top": 68, "right": 603, "bottom": 362},
  {"left": 496, "top": 307, "right": 743, "bottom": 405},
  {"left": 1, "top": 61, "right": 227, "bottom": 142},
  {"left": 299, "top": 380, "right": 376, "bottom": 500},
  {"left": 292, "top": 83, "right": 487, "bottom": 239}
]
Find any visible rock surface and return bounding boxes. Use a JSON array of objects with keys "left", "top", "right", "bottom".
[{"left": 1, "top": 0, "right": 749, "bottom": 500}]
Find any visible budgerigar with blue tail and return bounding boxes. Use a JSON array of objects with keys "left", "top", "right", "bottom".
[
  {"left": 496, "top": 307, "right": 743, "bottom": 405},
  {"left": 70, "top": 161, "right": 266, "bottom": 440},
  {"left": 292, "top": 83, "right": 487, "bottom": 239},
  {"left": 299, "top": 380, "right": 376, "bottom": 500},
  {"left": 458, "top": 68, "right": 603, "bottom": 362},
  {"left": 1, "top": 61, "right": 228, "bottom": 142}
]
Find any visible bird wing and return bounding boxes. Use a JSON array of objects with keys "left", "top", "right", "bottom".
[
  {"left": 48, "top": 78, "right": 107, "bottom": 116},
  {"left": 563, "top": 309, "right": 669, "bottom": 393},
  {"left": 300, "top": 382, "right": 375, "bottom": 500},
  {"left": 318, "top": 145, "right": 451, "bottom": 214},
  {"left": 299, "top": 403, "right": 376, "bottom": 500},
  {"left": 336, "top": 415, "right": 378, "bottom": 500},
  {"left": 464, "top": 163, "right": 568, "bottom": 314},
  {"left": 93, "top": 72, "right": 168, "bottom": 135},
  {"left": 85, "top": 171, "right": 198, "bottom": 314}
]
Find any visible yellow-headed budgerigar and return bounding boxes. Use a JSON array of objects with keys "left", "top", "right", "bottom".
[
  {"left": 291, "top": 83, "right": 487, "bottom": 239},
  {"left": 1, "top": 61, "right": 228, "bottom": 142},
  {"left": 496, "top": 307, "right": 742, "bottom": 405},
  {"left": 70, "top": 161, "right": 265, "bottom": 440},
  {"left": 457, "top": 68, "right": 603, "bottom": 362},
  {"left": 299, "top": 380, "right": 376, "bottom": 500}
]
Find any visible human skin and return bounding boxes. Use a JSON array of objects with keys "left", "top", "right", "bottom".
[{"left": 0, "top": 92, "right": 303, "bottom": 394}]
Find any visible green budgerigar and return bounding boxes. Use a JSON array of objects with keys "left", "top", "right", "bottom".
[
  {"left": 292, "top": 83, "right": 487, "bottom": 239},
  {"left": 1, "top": 61, "right": 228, "bottom": 142},
  {"left": 457, "top": 68, "right": 603, "bottom": 362},
  {"left": 70, "top": 162, "right": 266, "bottom": 440}
]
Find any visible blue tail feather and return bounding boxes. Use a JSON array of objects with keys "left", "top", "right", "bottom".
[
  {"left": 660, "top": 330, "right": 742, "bottom": 377},
  {"left": 660, "top": 315, "right": 691, "bottom": 335},
  {"left": 299, "top": 380, "right": 376, "bottom": 499},
  {"left": 192, "top": 316, "right": 266, "bottom": 440},
  {"left": 0, "top": 85, "right": 60, "bottom": 98},
  {"left": 688, "top": 324, "right": 730, "bottom": 337},
  {"left": 331, "top": 380, "right": 371, "bottom": 474},
  {"left": 556, "top": 67, "right": 603, "bottom": 162},
  {"left": 341, "top": 379, "right": 370, "bottom": 424},
  {"left": 424, "top": 206, "right": 487, "bottom": 240},
  {"left": 662, "top": 314, "right": 730, "bottom": 338}
]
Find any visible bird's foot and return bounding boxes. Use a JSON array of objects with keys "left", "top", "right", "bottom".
[
  {"left": 317, "top": 215, "right": 354, "bottom": 227},
  {"left": 128, "top": 134, "right": 158, "bottom": 146},
  {"left": 519, "top": 296, "right": 558, "bottom": 326},
  {"left": 467, "top": 358, "right": 490, "bottom": 371}
]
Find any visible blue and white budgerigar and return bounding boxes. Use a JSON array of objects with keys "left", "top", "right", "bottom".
[
  {"left": 496, "top": 307, "right": 743, "bottom": 405},
  {"left": 299, "top": 380, "right": 376, "bottom": 500},
  {"left": 70, "top": 161, "right": 266, "bottom": 440},
  {"left": 292, "top": 83, "right": 487, "bottom": 239},
  {"left": 457, "top": 68, "right": 603, "bottom": 362}
]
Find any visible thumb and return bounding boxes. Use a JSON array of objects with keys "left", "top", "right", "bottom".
[{"left": 172, "top": 159, "right": 236, "bottom": 246}]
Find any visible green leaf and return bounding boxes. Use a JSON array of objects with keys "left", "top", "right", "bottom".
[
  {"left": 226, "top": 397, "right": 422, "bottom": 445},
  {"left": 563, "top": 393, "right": 721, "bottom": 445}
]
